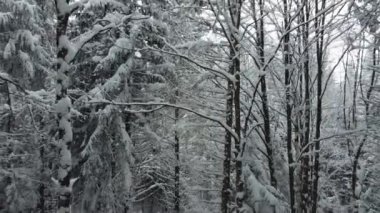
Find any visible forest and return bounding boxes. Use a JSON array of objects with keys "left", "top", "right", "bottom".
[{"left": 0, "top": 0, "right": 379, "bottom": 212}]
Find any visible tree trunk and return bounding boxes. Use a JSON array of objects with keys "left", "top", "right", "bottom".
[
  {"left": 352, "top": 46, "right": 362, "bottom": 129},
  {"left": 343, "top": 54, "right": 348, "bottom": 130},
  {"left": 233, "top": 39, "right": 243, "bottom": 213},
  {"left": 311, "top": 0, "right": 326, "bottom": 212},
  {"left": 300, "top": 2, "right": 311, "bottom": 211},
  {"left": 221, "top": 66, "right": 233, "bottom": 213},
  {"left": 174, "top": 90, "right": 180, "bottom": 212},
  {"left": 221, "top": 0, "right": 243, "bottom": 211},
  {"left": 5, "top": 82, "right": 13, "bottom": 133},
  {"left": 283, "top": 0, "right": 295, "bottom": 212},
  {"left": 55, "top": 1, "right": 74, "bottom": 212},
  {"left": 352, "top": 47, "right": 377, "bottom": 212},
  {"left": 257, "top": 0, "right": 277, "bottom": 189},
  {"left": 229, "top": 0, "right": 243, "bottom": 211},
  {"left": 38, "top": 146, "right": 45, "bottom": 213}
]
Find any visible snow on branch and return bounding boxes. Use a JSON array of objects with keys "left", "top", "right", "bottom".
[
  {"left": 89, "top": 100, "right": 240, "bottom": 142},
  {"left": 147, "top": 46, "right": 236, "bottom": 82},
  {"left": 67, "top": 12, "right": 146, "bottom": 63},
  {"left": 0, "top": 12, "right": 13, "bottom": 27},
  {"left": 3, "top": 39, "right": 15, "bottom": 59},
  {"left": 13, "top": 0, "right": 37, "bottom": 16},
  {"left": 101, "top": 57, "right": 133, "bottom": 93},
  {"left": 66, "top": 23, "right": 115, "bottom": 62},
  {"left": 0, "top": 72, "right": 28, "bottom": 94},
  {"left": 244, "top": 166, "right": 288, "bottom": 212},
  {"left": 57, "top": 0, "right": 95, "bottom": 16},
  {"left": 69, "top": 0, "right": 89, "bottom": 14},
  {"left": 81, "top": 115, "right": 104, "bottom": 157},
  {"left": 56, "top": 0, "right": 70, "bottom": 16},
  {"left": 85, "top": 54, "right": 133, "bottom": 103},
  {"left": 19, "top": 50, "right": 34, "bottom": 78},
  {"left": 158, "top": 36, "right": 236, "bottom": 81},
  {"left": 296, "top": 128, "right": 368, "bottom": 162},
  {"left": 83, "top": 0, "right": 127, "bottom": 12}
]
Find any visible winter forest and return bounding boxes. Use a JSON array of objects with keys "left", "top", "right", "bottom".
[{"left": 0, "top": 0, "right": 380, "bottom": 212}]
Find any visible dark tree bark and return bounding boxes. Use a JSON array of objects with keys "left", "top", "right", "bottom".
[
  {"left": 220, "top": 0, "right": 243, "bottom": 211},
  {"left": 233, "top": 39, "right": 243, "bottom": 213},
  {"left": 311, "top": 0, "right": 326, "bottom": 212},
  {"left": 352, "top": 47, "right": 377, "bottom": 212},
  {"left": 36, "top": 104, "right": 49, "bottom": 212},
  {"left": 5, "top": 82, "right": 13, "bottom": 133},
  {"left": 174, "top": 90, "right": 180, "bottom": 212},
  {"left": 300, "top": 2, "right": 311, "bottom": 212},
  {"left": 343, "top": 54, "right": 348, "bottom": 130},
  {"left": 255, "top": 0, "right": 277, "bottom": 188},
  {"left": 222, "top": 70, "right": 233, "bottom": 213},
  {"left": 352, "top": 46, "right": 362, "bottom": 129},
  {"left": 283, "top": 0, "right": 295, "bottom": 212},
  {"left": 55, "top": 1, "right": 73, "bottom": 212},
  {"left": 228, "top": 0, "right": 243, "bottom": 211},
  {"left": 342, "top": 54, "right": 354, "bottom": 160},
  {"left": 38, "top": 146, "right": 45, "bottom": 213}
]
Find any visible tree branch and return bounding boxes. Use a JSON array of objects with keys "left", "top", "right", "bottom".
[{"left": 89, "top": 100, "right": 239, "bottom": 142}]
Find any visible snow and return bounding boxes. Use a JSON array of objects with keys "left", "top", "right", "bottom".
[
  {"left": 25, "top": 89, "right": 53, "bottom": 106},
  {"left": 115, "top": 38, "right": 132, "bottom": 50},
  {"left": 244, "top": 166, "right": 287, "bottom": 212},
  {"left": 96, "top": 38, "right": 132, "bottom": 66},
  {"left": 236, "top": 191, "right": 245, "bottom": 199},
  {"left": 3, "top": 39, "right": 15, "bottom": 59},
  {"left": 56, "top": 59, "right": 70, "bottom": 86},
  {"left": 174, "top": 40, "right": 215, "bottom": 50},
  {"left": 69, "top": 0, "right": 88, "bottom": 12},
  {"left": 81, "top": 120, "right": 103, "bottom": 156},
  {"left": 60, "top": 147, "right": 72, "bottom": 167},
  {"left": 69, "top": 23, "right": 116, "bottom": 62},
  {"left": 134, "top": 51, "right": 142, "bottom": 58},
  {"left": 83, "top": 0, "right": 126, "bottom": 12},
  {"left": 0, "top": 71, "right": 11, "bottom": 81},
  {"left": 58, "top": 167, "right": 68, "bottom": 180},
  {"left": 0, "top": 103, "right": 10, "bottom": 111},
  {"left": 355, "top": 183, "right": 362, "bottom": 198},
  {"left": 19, "top": 50, "right": 34, "bottom": 77},
  {"left": 0, "top": 12, "right": 13, "bottom": 26},
  {"left": 116, "top": 116, "right": 134, "bottom": 189},
  {"left": 59, "top": 118, "right": 73, "bottom": 142},
  {"left": 101, "top": 57, "right": 133, "bottom": 93},
  {"left": 54, "top": 96, "right": 72, "bottom": 116},
  {"left": 365, "top": 4, "right": 373, "bottom": 11},
  {"left": 92, "top": 55, "right": 102, "bottom": 62},
  {"left": 102, "top": 11, "right": 125, "bottom": 25},
  {"left": 13, "top": 0, "right": 36, "bottom": 17},
  {"left": 56, "top": 0, "right": 70, "bottom": 15},
  {"left": 18, "top": 30, "right": 38, "bottom": 51},
  {"left": 87, "top": 86, "right": 104, "bottom": 101},
  {"left": 201, "top": 30, "right": 224, "bottom": 44},
  {"left": 58, "top": 35, "right": 76, "bottom": 62}
]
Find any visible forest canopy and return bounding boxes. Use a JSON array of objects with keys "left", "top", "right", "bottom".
[{"left": 0, "top": 0, "right": 379, "bottom": 212}]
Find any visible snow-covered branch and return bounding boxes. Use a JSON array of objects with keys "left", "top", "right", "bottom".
[
  {"left": 0, "top": 72, "right": 28, "bottom": 94},
  {"left": 296, "top": 129, "right": 367, "bottom": 163},
  {"left": 147, "top": 46, "right": 236, "bottom": 82},
  {"left": 89, "top": 100, "right": 240, "bottom": 142},
  {"left": 67, "top": 23, "right": 115, "bottom": 62}
]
